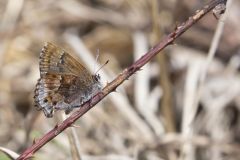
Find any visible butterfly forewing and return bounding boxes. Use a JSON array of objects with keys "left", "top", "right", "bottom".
[
  {"left": 34, "top": 42, "right": 102, "bottom": 117},
  {"left": 40, "top": 43, "right": 90, "bottom": 76}
]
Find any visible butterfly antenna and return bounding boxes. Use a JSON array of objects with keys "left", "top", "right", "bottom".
[
  {"left": 95, "top": 60, "right": 109, "bottom": 75},
  {"left": 93, "top": 49, "right": 100, "bottom": 72}
]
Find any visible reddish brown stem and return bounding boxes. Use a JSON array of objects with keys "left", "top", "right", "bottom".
[{"left": 17, "top": 0, "right": 227, "bottom": 159}]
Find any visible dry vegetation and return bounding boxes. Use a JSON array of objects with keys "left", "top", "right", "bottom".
[{"left": 0, "top": 0, "right": 240, "bottom": 160}]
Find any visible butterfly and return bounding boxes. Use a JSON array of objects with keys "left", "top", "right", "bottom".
[{"left": 34, "top": 42, "right": 102, "bottom": 118}]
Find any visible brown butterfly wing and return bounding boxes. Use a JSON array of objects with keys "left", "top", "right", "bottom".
[
  {"left": 34, "top": 42, "right": 101, "bottom": 117},
  {"left": 34, "top": 74, "right": 62, "bottom": 117},
  {"left": 39, "top": 42, "right": 93, "bottom": 79}
]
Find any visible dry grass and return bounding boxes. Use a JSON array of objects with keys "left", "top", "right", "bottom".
[{"left": 0, "top": 0, "right": 240, "bottom": 160}]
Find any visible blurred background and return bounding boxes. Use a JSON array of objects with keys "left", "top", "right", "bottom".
[{"left": 0, "top": 0, "right": 240, "bottom": 160}]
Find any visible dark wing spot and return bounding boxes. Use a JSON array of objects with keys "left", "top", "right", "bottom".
[
  {"left": 59, "top": 52, "right": 65, "bottom": 64},
  {"left": 52, "top": 101, "right": 57, "bottom": 106},
  {"left": 44, "top": 99, "right": 48, "bottom": 103}
]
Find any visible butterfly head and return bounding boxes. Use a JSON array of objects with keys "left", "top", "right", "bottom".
[
  {"left": 93, "top": 74, "right": 100, "bottom": 82},
  {"left": 92, "top": 74, "right": 102, "bottom": 92}
]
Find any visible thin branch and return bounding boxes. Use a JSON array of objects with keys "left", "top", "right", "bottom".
[
  {"left": 16, "top": 0, "right": 227, "bottom": 159},
  {"left": 133, "top": 31, "right": 164, "bottom": 135},
  {"left": 61, "top": 113, "right": 82, "bottom": 160},
  {"left": 150, "top": 0, "right": 176, "bottom": 132},
  {"left": 194, "top": 0, "right": 231, "bottom": 112}
]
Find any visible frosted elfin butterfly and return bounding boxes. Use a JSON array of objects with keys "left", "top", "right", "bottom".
[{"left": 34, "top": 42, "right": 102, "bottom": 118}]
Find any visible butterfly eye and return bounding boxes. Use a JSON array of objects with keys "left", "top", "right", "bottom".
[
  {"left": 94, "top": 74, "right": 100, "bottom": 82},
  {"left": 43, "top": 99, "right": 48, "bottom": 103}
]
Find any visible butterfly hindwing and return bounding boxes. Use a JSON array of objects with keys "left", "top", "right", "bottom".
[
  {"left": 34, "top": 73, "right": 83, "bottom": 117},
  {"left": 34, "top": 74, "right": 62, "bottom": 117}
]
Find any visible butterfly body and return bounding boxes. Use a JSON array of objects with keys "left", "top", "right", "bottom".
[{"left": 34, "top": 42, "right": 101, "bottom": 118}]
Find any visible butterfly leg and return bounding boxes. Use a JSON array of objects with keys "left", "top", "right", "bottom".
[
  {"left": 68, "top": 96, "right": 85, "bottom": 109},
  {"left": 55, "top": 101, "right": 74, "bottom": 115},
  {"left": 88, "top": 91, "right": 102, "bottom": 106}
]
